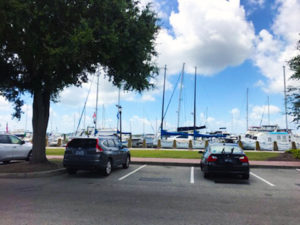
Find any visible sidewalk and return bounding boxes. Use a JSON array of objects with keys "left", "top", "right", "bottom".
[{"left": 47, "top": 155, "right": 300, "bottom": 169}]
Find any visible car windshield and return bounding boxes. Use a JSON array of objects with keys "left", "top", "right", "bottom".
[{"left": 210, "top": 145, "right": 243, "bottom": 154}]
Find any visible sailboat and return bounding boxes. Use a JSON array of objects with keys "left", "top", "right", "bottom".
[
  {"left": 241, "top": 87, "right": 300, "bottom": 151},
  {"left": 158, "top": 64, "right": 226, "bottom": 149},
  {"left": 72, "top": 69, "right": 122, "bottom": 139}
]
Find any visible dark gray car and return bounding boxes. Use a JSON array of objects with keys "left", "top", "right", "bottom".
[{"left": 63, "top": 136, "right": 130, "bottom": 176}]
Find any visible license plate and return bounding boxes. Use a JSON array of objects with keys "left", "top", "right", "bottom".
[{"left": 75, "top": 150, "right": 84, "bottom": 156}]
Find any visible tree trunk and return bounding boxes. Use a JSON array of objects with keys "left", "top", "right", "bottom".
[{"left": 31, "top": 90, "right": 50, "bottom": 163}]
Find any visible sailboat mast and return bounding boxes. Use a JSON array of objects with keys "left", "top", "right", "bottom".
[
  {"left": 95, "top": 70, "right": 100, "bottom": 131},
  {"left": 193, "top": 67, "right": 197, "bottom": 140},
  {"left": 160, "top": 65, "right": 167, "bottom": 137},
  {"left": 246, "top": 88, "right": 249, "bottom": 131},
  {"left": 177, "top": 63, "right": 185, "bottom": 129},
  {"left": 267, "top": 96, "right": 270, "bottom": 125},
  {"left": 117, "top": 88, "right": 120, "bottom": 131},
  {"left": 283, "top": 65, "right": 288, "bottom": 132}
]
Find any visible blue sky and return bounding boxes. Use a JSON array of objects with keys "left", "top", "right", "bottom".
[{"left": 1, "top": 0, "right": 300, "bottom": 135}]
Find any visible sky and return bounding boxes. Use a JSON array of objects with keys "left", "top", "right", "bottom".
[{"left": 1, "top": 0, "right": 300, "bottom": 135}]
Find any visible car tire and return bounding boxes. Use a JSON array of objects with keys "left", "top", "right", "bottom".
[
  {"left": 3, "top": 160, "right": 10, "bottom": 164},
  {"left": 242, "top": 174, "right": 249, "bottom": 180},
  {"left": 122, "top": 155, "right": 130, "bottom": 169},
  {"left": 67, "top": 168, "right": 77, "bottom": 175},
  {"left": 103, "top": 159, "right": 112, "bottom": 176},
  {"left": 26, "top": 151, "right": 32, "bottom": 161}
]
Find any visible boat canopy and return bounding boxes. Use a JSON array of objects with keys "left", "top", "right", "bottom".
[{"left": 161, "top": 129, "right": 227, "bottom": 138}]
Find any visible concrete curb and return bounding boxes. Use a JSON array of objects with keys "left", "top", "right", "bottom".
[
  {"left": 131, "top": 161, "right": 200, "bottom": 167},
  {"left": 0, "top": 168, "right": 66, "bottom": 178},
  {"left": 249, "top": 164, "right": 300, "bottom": 169}
]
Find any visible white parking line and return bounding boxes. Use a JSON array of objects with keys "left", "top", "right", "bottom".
[
  {"left": 250, "top": 172, "right": 275, "bottom": 187},
  {"left": 118, "top": 165, "right": 147, "bottom": 181},
  {"left": 190, "top": 167, "right": 194, "bottom": 184}
]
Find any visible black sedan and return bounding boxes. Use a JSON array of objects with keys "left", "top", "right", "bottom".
[{"left": 200, "top": 143, "right": 249, "bottom": 179}]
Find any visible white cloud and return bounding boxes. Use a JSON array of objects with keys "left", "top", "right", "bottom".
[
  {"left": 128, "top": 115, "right": 157, "bottom": 134},
  {"left": 250, "top": 104, "right": 281, "bottom": 121},
  {"left": 139, "top": 0, "right": 169, "bottom": 19},
  {"left": 0, "top": 96, "right": 12, "bottom": 112},
  {"left": 248, "top": 0, "right": 265, "bottom": 7},
  {"left": 57, "top": 65, "right": 174, "bottom": 108},
  {"left": 155, "top": 0, "right": 255, "bottom": 75},
  {"left": 231, "top": 108, "right": 240, "bottom": 117},
  {"left": 0, "top": 102, "right": 32, "bottom": 132},
  {"left": 252, "top": 0, "right": 300, "bottom": 93},
  {"left": 254, "top": 80, "right": 265, "bottom": 87}
]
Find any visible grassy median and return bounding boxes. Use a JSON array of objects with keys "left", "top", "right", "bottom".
[{"left": 46, "top": 148, "right": 281, "bottom": 161}]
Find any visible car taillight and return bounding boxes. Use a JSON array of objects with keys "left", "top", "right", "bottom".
[
  {"left": 239, "top": 156, "right": 249, "bottom": 163},
  {"left": 96, "top": 139, "right": 103, "bottom": 152},
  {"left": 207, "top": 155, "right": 217, "bottom": 162}
]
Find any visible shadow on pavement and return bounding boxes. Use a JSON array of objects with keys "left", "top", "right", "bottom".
[{"left": 206, "top": 174, "right": 250, "bottom": 185}]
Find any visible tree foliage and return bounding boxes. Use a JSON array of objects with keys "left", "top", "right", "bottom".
[
  {"left": 288, "top": 39, "right": 300, "bottom": 126},
  {"left": 0, "top": 0, "right": 159, "bottom": 162}
]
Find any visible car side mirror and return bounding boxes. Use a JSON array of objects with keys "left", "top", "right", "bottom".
[
  {"left": 121, "top": 145, "right": 127, "bottom": 149},
  {"left": 20, "top": 140, "right": 25, "bottom": 145}
]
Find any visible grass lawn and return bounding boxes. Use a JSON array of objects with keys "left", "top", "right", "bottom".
[
  {"left": 47, "top": 148, "right": 65, "bottom": 155},
  {"left": 130, "top": 150, "right": 280, "bottom": 161},
  {"left": 46, "top": 148, "right": 281, "bottom": 161},
  {"left": 244, "top": 152, "right": 280, "bottom": 161}
]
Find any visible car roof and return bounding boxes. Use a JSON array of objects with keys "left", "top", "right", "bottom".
[
  {"left": 208, "top": 143, "right": 239, "bottom": 147},
  {"left": 71, "top": 135, "right": 119, "bottom": 140}
]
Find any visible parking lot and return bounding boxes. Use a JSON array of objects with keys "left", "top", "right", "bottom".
[{"left": 1, "top": 165, "right": 300, "bottom": 225}]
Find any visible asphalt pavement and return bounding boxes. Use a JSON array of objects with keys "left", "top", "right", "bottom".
[{"left": 0, "top": 165, "right": 300, "bottom": 225}]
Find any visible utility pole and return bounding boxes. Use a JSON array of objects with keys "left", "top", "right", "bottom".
[
  {"left": 283, "top": 66, "right": 288, "bottom": 132},
  {"left": 116, "top": 104, "right": 122, "bottom": 142}
]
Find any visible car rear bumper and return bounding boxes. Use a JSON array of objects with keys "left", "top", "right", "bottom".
[
  {"left": 204, "top": 164, "right": 249, "bottom": 175},
  {"left": 63, "top": 157, "right": 107, "bottom": 170}
]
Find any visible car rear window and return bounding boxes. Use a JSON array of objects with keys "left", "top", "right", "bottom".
[
  {"left": 210, "top": 145, "right": 243, "bottom": 154},
  {"left": 68, "top": 138, "right": 97, "bottom": 148}
]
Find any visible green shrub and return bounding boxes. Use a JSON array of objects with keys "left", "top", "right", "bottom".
[{"left": 286, "top": 149, "right": 300, "bottom": 159}]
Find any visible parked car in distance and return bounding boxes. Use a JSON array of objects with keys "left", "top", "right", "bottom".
[
  {"left": 0, "top": 134, "right": 32, "bottom": 163},
  {"left": 199, "top": 143, "right": 249, "bottom": 179},
  {"left": 63, "top": 136, "right": 130, "bottom": 176}
]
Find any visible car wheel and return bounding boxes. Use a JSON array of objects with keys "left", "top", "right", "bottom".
[
  {"left": 67, "top": 168, "right": 77, "bottom": 175},
  {"left": 103, "top": 159, "right": 112, "bottom": 176},
  {"left": 242, "top": 174, "right": 249, "bottom": 180},
  {"left": 26, "top": 151, "right": 32, "bottom": 161},
  {"left": 122, "top": 155, "right": 130, "bottom": 169},
  {"left": 3, "top": 161, "right": 10, "bottom": 164}
]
